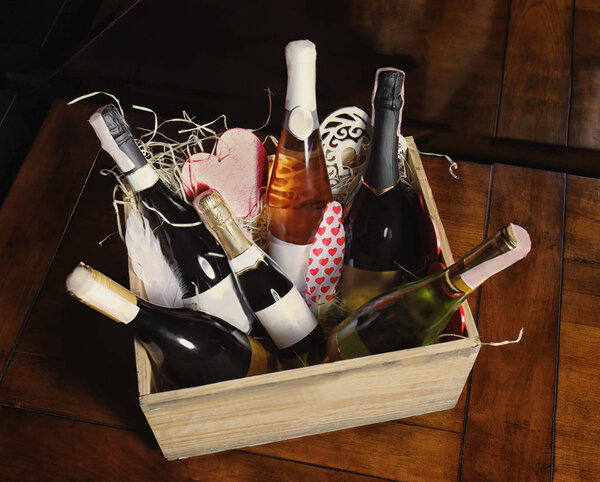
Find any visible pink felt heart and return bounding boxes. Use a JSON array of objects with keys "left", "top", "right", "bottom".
[{"left": 181, "top": 128, "right": 267, "bottom": 218}]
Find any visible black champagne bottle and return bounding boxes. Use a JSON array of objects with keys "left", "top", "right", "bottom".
[
  {"left": 66, "top": 263, "right": 281, "bottom": 389},
  {"left": 88, "top": 105, "right": 253, "bottom": 333},
  {"left": 342, "top": 68, "right": 432, "bottom": 313},
  {"left": 194, "top": 189, "right": 324, "bottom": 368}
]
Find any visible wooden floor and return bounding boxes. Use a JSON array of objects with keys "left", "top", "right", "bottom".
[
  {"left": 58, "top": 0, "right": 600, "bottom": 176},
  {"left": 0, "top": 101, "right": 599, "bottom": 480}
]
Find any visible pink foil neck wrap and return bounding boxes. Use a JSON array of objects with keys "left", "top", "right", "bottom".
[{"left": 460, "top": 224, "right": 531, "bottom": 290}]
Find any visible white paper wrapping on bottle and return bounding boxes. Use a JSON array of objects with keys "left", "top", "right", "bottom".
[
  {"left": 285, "top": 40, "right": 317, "bottom": 111},
  {"left": 461, "top": 224, "right": 531, "bottom": 289},
  {"left": 268, "top": 236, "right": 312, "bottom": 294}
]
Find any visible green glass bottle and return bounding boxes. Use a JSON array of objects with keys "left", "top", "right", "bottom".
[{"left": 326, "top": 224, "right": 531, "bottom": 361}]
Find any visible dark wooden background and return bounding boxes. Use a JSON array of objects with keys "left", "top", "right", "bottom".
[{"left": 1, "top": 0, "right": 600, "bottom": 208}]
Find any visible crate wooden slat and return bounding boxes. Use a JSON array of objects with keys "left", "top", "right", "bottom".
[{"left": 129, "top": 137, "right": 481, "bottom": 460}]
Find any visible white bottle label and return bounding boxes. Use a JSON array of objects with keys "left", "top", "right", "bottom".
[
  {"left": 229, "top": 245, "right": 265, "bottom": 274},
  {"left": 255, "top": 288, "right": 318, "bottom": 349},
  {"left": 182, "top": 274, "right": 251, "bottom": 333},
  {"left": 268, "top": 235, "right": 311, "bottom": 294}
]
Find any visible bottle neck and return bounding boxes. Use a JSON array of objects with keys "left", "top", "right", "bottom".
[
  {"left": 284, "top": 40, "right": 318, "bottom": 141},
  {"left": 446, "top": 224, "right": 529, "bottom": 294},
  {"left": 89, "top": 105, "right": 159, "bottom": 192},
  {"left": 362, "top": 106, "right": 401, "bottom": 193},
  {"left": 66, "top": 264, "right": 139, "bottom": 324},
  {"left": 211, "top": 220, "right": 254, "bottom": 260},
  {"left": 285, "top": 40, "right": 317, "bottom": 111}
]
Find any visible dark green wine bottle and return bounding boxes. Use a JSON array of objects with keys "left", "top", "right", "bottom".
[
  {"left": 66, "top": 263, "right": 280, "bottom": 390},
  {"left": 327, "top": 224, "right": 531, "bottom": 361}
]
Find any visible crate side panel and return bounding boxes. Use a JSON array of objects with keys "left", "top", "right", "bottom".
[{"left": 142, "top": 344, "right": 478, "bottom": 460}]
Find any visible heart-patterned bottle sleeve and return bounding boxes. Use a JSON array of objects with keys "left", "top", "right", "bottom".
[{"left": 304, "top": 201, "right": 345, "bottom": 315}]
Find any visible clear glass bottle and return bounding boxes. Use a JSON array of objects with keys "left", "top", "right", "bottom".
[{"left": 267, "top": 40, "right": 332, "bottom": 292}]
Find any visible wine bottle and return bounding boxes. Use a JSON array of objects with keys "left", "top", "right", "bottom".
[
  {"left": 342, "top": 68, "right": 432, "bottom": 313},
  {"left": 327, "top": 224, "right": 531, "bottom": 361},
  {"left": 66, "top": 263, "right": 281, "bottom": 389},
  {"left": 267, "top": 40, "right": 332, "bottom": 292},
  {"left": 88, "top": 105, "right": 253, "bottom": 333},
  {"left": 194, "top": 190, "right": 324, "bottom": 368}
]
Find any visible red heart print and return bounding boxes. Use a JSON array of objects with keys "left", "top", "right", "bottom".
[
  {"left": 319, "top": 258, "right": 328, "bottom": 266},
  {"left": 324, "top": 267, "right": 334, "bottom": 275},
  {"left": 308, "top": 258, "right": 313, "bottom": 265},
  {"left": 330, "top": 276, "right": 339, "bottom": 284},
  {"left": 310, "top": 268, "right": 319, "bottom": 275},
  {"left": 331, "top": 227, "right": 340, "bottom": 236},
  {"left": 315, "top": 277, "right": 325, "bottom": 284},
  {"left": 328, "top": 248, "right": 337, "bottom": 256},
  {"left": 309, "top": 286, "right": 316, "bottom": 293},
  {"left": 325, "top": 294, "right": 334, "bottom": 301},
  {"left": 333, "top": 205, "right": 342, "bottom": 215},
  {"left": 322, "top": 238, "right": 332, "bottom": 246},
  {"left": 336, "top": 237, "right": 345, "bottom": 246},
  {"left": 342, "top": 247, "right": 346, "bottom": 254},
  {"left": 326, "top": 216, "right": 334, "bottom": 225},
  {"left": 318, "top": 226, "right": 326, "bottom": 235},
  {"left": 311, "top": 295, "right": 317, "bottom": 302},
  {"left": 333, "top": 257, "right": 342, "bottom": 265},
  {"left": 305, "top": 277, "right": 309, "bottom": 282},
  {"left": 321, "top": 286, "right": 330, "bottom": 293},
  {"left": 313, "top": 248, "right": 323, "bottom": 256}
]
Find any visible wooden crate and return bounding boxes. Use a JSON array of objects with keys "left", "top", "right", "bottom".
[{"left": 129, "top": 137, "right": 481, "bottom": 460}]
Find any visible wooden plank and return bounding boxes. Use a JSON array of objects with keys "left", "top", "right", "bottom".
[
  {"left": 406, "top": 155, "right": 491, "bottom": 433},
  {"left": 461, "top": 165, "right": 564, "bottom": 480},
  {"left": 0, "top": 101, "right": 101, "bottom": 376},
  {"left": 249, "top": 421, "right": 463, "bottom": 481},
  {"left": 0, "top": 150, "right": 141, "bottom": 428},
  {"left": 563, "top": 175, "right": 600, "bottom": 263},
  {"left": 497, "top": 0, "right": 572, "bottom": 144},
  {"left": 0, "top": 406, "right": 376, "bottom": 481},
  {"left": 568, "top": 0, "right": 600, "bottom": 149},
  {"left": 554, "top": 174, "right": 600, "bottom": 480},
  {"left": 343, "top": 0, "right": 509, "bottom": 137},
  {"left": 554, "top": 263, "right": 600, "bottom": 481}
]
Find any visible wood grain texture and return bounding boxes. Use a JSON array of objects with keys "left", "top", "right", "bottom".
[
  {"left": 554, "top": 174, "right": 600, "bottom": 480},
  {"left": 554, "top": 263, "right": 600, "bottom": 481},
  {"left": 569, "top": 0, "right": 600, "bottom": 149},
  {"left": 461, "top": 165, "right": 564, "bottom": 480},
  {"left": 344, "top": 0, "right": 508, "bottom": 137},
  {"left": 249, "top": 421, "right": 463, "bottom": 481},
  {"left": 497, "top": 0, "right": 572, "bottom": 144},
  {"left": 0, "top": 101, "right": 101, "bottom": 377},
  {"left": 0, "top": 406, "right": 378, "bottom": 482},
  {"left": 563, "top": 175, "right": 600, "bottom": 263},
  {"left": 0, "top": 149, "right": 144, "bottom": 429}
]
